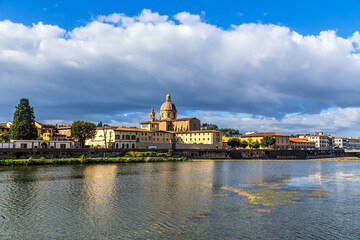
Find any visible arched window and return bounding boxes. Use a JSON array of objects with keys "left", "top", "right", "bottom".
[
  {"left": 126, "top": 143, "right": 129, "bottom": 148},
  {"left": 132, "top": 143, "right": 135, "bottom": 149},
  {"left": 122, "top": 143, "right": 125, "bottom": 148}
]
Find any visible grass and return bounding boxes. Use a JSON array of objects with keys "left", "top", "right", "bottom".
[{"left": 0, "top": 151, "right": 190, "bottom": 166}]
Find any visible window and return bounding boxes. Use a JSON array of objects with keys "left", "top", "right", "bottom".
[
  {"left": 126, "top": 135, "right": 130, "bottom": 140},
  {"left": 131, "top": 135, "right": 136, "bottom": 140},
  {"left": 122, "top": 135, "right": 125, "bottom": 140},
  {"left": 60, "top": 144, "right": 66, "bottom": 149},
  {"left": 216, "top": 138, "right": 220, "bottom": 142},
  {"left": 115, "top": 135, "right": 120, "bottom": 139}
]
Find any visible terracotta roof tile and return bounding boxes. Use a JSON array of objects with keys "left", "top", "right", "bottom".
[{"left": 242, "top": 132, "right": 290, "bottom": 137}]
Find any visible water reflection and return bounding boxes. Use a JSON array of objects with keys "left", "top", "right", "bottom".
[{"left": 0, "top": 161, "right": 359, "bottom": 239}]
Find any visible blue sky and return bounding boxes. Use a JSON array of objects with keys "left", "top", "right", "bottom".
[
  {"left": 2, "top": 0, "right": 360, "bottom": 37},
  {"left": 1, "top": 1, "right": 360, "bottom": 136}
]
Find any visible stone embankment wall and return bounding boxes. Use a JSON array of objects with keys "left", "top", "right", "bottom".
[{"left": 0, "top": 148, "right": 346, "bottom": 160}]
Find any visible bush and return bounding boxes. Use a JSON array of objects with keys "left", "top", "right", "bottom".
[{"left": 79, "top": 154, "right": 87, "bottom": 164}]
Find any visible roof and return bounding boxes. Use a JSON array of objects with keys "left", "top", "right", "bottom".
[
  {"left": 160, "top": 101, "right": 176, "bottom": 111},
  {"left": 170, "top": 130, "right": 221, "bottom": 134},
  {"left": 242, "top": 132, "right": 290, "bottom": 137},
  {"left": 96, "top": 126, "right": 118, "bottom": 130},
  {"left": 289, "top": 138, "right": 315, "bottom": 143},
  {"left": 139, "top": 117, "right": 198, "bottom": 124},
  {"left": 115, "top": 127, "right": 172, "bottom": 134}
]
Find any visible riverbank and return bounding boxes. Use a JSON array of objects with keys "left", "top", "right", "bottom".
[
  {"left": 0, "top": 151, "right": 191, "bottom": 166},
  {"left": 193, "top": 156, "right": 360, "bottom": 161}
]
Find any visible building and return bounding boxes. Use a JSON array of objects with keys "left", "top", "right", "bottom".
[
  {"left": 289, "top": 138, "right": 316, "bottom": 150},
  {"left": 35, "top": 122, "right": 58, "bottom": 140},
  {"left": 86, "top": 126, "right": 175, "bottom": 149},
  {"left": 332, "top": 137, "right": 348, "bottom": 149},
  {"left": 301, "top": 132, "right": 331, "bottom": 150},
  {"left": 173, "top": 130, "right": 222, "bottom": 149},
  {"left": 55, "top": 124, "right": 72, "bottom": 139},
  {"left": 347, "top": 138, "right": 360, "bottom": 150},
  {"left": 12, "top": 140, "right": 74, "bottom": 149},
  {"left": 0, "top": 122, "right": 12, "bottom": 128},
  {"left": 0, "top": 126, "right": 10, "bottom": 136},
  {"left": 86, "top": 94, "right": 223, "bottom": 150},
  {"left": 240, "top": 132, "right": 290, "bottom": 150},
  {"left": 140, "top": 94, "right": 201, "bottom": 132}
]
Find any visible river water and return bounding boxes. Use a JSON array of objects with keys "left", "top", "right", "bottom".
[{"left": 0, "top": 160, "right": 359, "bottom": 239}]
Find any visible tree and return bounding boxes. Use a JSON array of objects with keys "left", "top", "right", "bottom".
[
  {"left": 251, "top": 141, "right": 260, "bottom": 149},
  {"left": 0, "top": 134, "right": 10, "bottom": 142},
  {"left": 220, "top": 128, "right": 240, "bottom": 137},
  {"left": 201, "top": 123, "right": 218, "bottom": 130},
  {"left": 260, "top": 135, "right": 276, "bottom": 149},
  {"left": 10, "top": 98, "right": 38, "bottom": 140},
  {"left": 71, "top": 120, "right": 96, "bottom": 148},
  {"left": 227, "top": 138, "right": 240, "bottom": 148},
  {"left": 240, "top": 140, "right": 248, "bottom": 149}
]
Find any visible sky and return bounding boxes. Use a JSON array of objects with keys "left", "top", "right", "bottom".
[{"left": 1, "top": 0, "right": 360, "bottom": 136}]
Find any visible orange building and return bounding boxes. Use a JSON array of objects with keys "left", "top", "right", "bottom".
[{"left": 289, "top": 138, "right": 316, "bottom": 150}]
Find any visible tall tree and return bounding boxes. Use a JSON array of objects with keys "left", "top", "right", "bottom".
[
  {"left": 260, "top": 135, "right": 276, "bottom": 149},
  {"left": 71, "top": 120, "right": 96, "bottom": 148},
  {"left": 10, "top": 98, "right": 38, "bottom": 140}
]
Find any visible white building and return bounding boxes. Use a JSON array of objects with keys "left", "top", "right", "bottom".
[
  {"left": 332, "top": 137, "right": 348, "bottom": 149},
  {"left": 12, "top": 140, "right": 75, "bottom": 149},
  {"left": 347, "top": 138, "right": 360, "bottom": 150},
  {"left": 301, "top": 133, "right": 331, "bottom": 150}
]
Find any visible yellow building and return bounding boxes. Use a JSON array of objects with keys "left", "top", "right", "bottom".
[
  {"left": 86, "top": 126, "right": 174, "bottom": 149},
  {"left": 86, "top": 126, "right": 118, "bottom": 148},
  {"left": 87, "top": 95, "right": 224, "bottom": 150},
  {"left": 239, "top": 132, "right": 290, "bottom": 150},
  {"left": 174, "top": 130, "right": 223, "bottom": 149}
]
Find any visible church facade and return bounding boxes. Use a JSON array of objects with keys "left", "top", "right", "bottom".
[{"left": 140, "top": 94, "right": 201, "bottom": 132}]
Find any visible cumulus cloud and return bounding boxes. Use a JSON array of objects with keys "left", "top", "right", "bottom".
[
  {"left": 199, "top": 107, "right": 360, "bottom": 137},
  {"left": 1, "top": 9, "right": 360, "bottom": 136}
]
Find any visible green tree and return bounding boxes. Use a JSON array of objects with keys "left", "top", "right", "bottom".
[
  {"left": 201, "top": 123, "right": 218, "bottom": 130},
  {"left": 71, "top": 120, "right": 96, "bottom": 148},
  {"left": 260, "top": 135, "right": 276, "bottom": 149},
  {"left": 240, "top": 140, "right": 248, "bottom": 149},
  {"left": 227, "top": 138, "right": 240, "bottom": 148},
  {"left": 251, "top": 141, "right": 260, "bottom": 149},
  {"left": 0, "top": 133, "right": 10, "bottom": 142},
  {"left": 10, "top": 98, "right": 38, "bottom": 140},
  {"left": 219, "top": 128, "right": 240, "bottom": 137}
]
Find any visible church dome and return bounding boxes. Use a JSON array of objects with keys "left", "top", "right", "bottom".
[{"left": 160, "top": 94, "right": 176, "bottom": 111}]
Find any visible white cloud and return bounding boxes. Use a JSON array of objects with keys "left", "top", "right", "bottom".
[
  {"left": 199, "top": 107, "right": 360, "bottom": 137},
  {"left": 1, "top": 10, "right": 360, "bottom": 136}
]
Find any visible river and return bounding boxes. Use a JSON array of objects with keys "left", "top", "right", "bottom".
[{"left": 0, "top": 160, "right": 359, "bottom": 239}]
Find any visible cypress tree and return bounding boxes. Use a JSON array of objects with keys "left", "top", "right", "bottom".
[{"left": 10, "top": 98, "right": 38, "bottom": 140}]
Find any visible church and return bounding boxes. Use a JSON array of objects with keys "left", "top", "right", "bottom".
[
  {"left": 140, "top": 94, "right": 201, "bottom": 132},
  {"left": 86, "top": 94, "right": 222, "bottom": 149}
]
